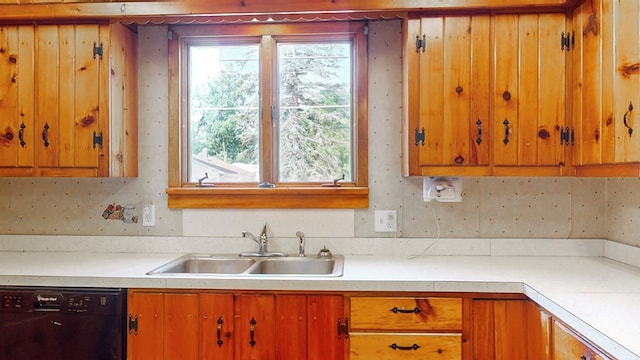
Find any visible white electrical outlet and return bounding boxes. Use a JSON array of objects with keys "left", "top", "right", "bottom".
[
  {"left": 142, "top": 205, "right": 155, "bottom": 226},
  {"left": 374, "top": 210, "right": 397, "bottom": 232},
  {"left": 423, "top": 176, "right": 463, "bottom": 202}
]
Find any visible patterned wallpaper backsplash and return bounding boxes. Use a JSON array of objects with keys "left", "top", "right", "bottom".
[{"left": 0, "top": 21, "right": 637, "bottom": 248}]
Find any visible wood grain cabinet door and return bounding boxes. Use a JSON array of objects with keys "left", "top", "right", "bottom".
[
  {"left": 0, "top": 25, "right": 35, "bottom": 175},
  {"left": 472, "top": 299, "right": 551, "bottom": 360},
  {"left": 200, "top": 293, "right": 235, "bottom": 360},
  {"left": 572, "top": 0, "right": 640, "bottom": 176},
  {"left": 235, "top": 294, "right": 276, "bottom": 360},
  {"left": 404, "top": 14, "right": 491, "bottom": 176},
  {"left": 35, "top": 24, "right": 103, "bottom": 175},
  {"left": 307, "top": 295, "right": 346, "bottom": 360},
  {"left": 492, "top": 13, "right": 568, "bottom": 176},
  {"left": 552, "top": 320, "right": 610, "bottom": 360},
  {"left": 127, "top": 292, "right": 164, "bottom": 360},
  {"left": 164, "top": 293, "right": 199, "bottom": 359}
]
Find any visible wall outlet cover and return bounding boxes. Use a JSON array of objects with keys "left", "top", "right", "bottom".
[
  {"left": 374, "top": 210, "right": 397, "bottom": 232},
  {"left": 423, "top": 177, "right": 463, "bottom": 202}
]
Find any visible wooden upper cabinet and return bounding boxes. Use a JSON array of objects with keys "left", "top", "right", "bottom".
[
  {"left": 403, "top": 14, "right": 491, "bottom": 176},
  {"left": 404, "top": 12, "right": 569, "bottom": 176},
  {"left": 572, "top": 0, "right": 640, "bottom": 176},
  {"left": 35, "top": 24, "right": 101, "bottom": 174},
  {"left": 0, "top": 25, "right": 34, "bottom": 171},
  {"left": 492, "top": 13, "right": 569, "bottom": 176},
  {"left": 0, "top": 22, "right": 137, "bottom": 177}
]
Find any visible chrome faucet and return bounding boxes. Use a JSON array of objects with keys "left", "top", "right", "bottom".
[
  {"left": 242, "top": 224, "right": 269, "bottom": 254},
  {"left": 296, "top": 231, "right": 305, "bottom": 257},
  {"left": 240, "top": 224, "right": 287, "bottom": 257}
]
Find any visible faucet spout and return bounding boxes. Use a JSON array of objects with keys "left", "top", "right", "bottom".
[{"left": 242, "top": 231, "right": 260, "bottom": 245}]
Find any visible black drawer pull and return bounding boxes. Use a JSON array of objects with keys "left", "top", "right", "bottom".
[
  {"left": 390, "top": 306, "right": 420, "bottom": 314},
  {"left": 389, "top": 343, "right": 421, "bottom": 351}
]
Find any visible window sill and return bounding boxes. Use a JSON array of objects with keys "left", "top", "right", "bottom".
[{"left": 166, "top": 186, "right": 369, "bottom": 209}]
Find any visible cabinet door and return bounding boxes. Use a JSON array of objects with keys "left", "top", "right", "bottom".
[
  {"left": 127, "top": 292, "right": 164, "bottom": 360},
  {"left": 35, "top": 24, "right": 102, "bottom": 175},
  {"left": 409, "top": 15, "right": 491, "bottom": 176},
  {"left": 308, "top": 295, "right": 345, "bottom": 360},
  {"left": 0, "top": 25, "right": 34, "bottom": 175},
  {"left": 472, "top": 300, "right": 551, "bottom": 360},
  {"left": 552, "top": 320, "right": 609, "bottom": 360},
  {"left": 573, "top": 0, "right": 640, "bottom": 175},
  {"left": 236, "top": 294, "right": 276, "bottom": 360},
  {"left": 275, "top": 294, "right": 307, "bottom": 360},
  {"left": 493, "top": 13, "right": 568, "bottom": 176},
  {"left": 164, "top": 293, "right": 199, "bottom": 359},
  {"left": 200, "top": 293, "right": 234, "bottom": 360}
]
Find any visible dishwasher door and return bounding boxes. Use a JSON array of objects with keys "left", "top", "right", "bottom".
[{"left": 0, "top": 287, "right": 126, "bottom": 360}]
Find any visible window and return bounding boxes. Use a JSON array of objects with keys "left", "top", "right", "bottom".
[{"left": 167, "top": 22, "right": 368, "bottom": 208}]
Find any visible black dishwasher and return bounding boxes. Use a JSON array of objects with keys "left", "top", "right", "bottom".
[{"left": 0, "top": 287, "right": 126, "bottom": 360}]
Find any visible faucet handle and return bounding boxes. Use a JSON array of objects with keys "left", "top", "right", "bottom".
[{"left": 260, "top": 224, "right": 268, "bottom": 241}]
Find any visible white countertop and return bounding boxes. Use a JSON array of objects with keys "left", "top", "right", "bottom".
[{"left": 0, "top": 251, "right": 638, "bottom": 359}]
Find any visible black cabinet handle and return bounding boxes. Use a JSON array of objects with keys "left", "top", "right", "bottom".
[
  {"left": 624, "top": 101, "right": 634, "bottom": 137},
  {"left": 42, "top": 123, "right": 49, "bottom": 148},
  {"left": 390, "top": 306, "right": 421, "bottom": 314},
  {"left": 19, "top": 123, "right": 25, "bottom": 147},
  {"left": 249, "top": 317, "right": 256, "bottom": 348},
  {"left": 389, "top": 343, "right": 421, "bottom": 351},
  {"left": 503, "top": 118, "right": 510, "bottom": 145},
  {"left": 476, "top": 118, "right": 482, "bottom": 144},
  {"left": 216, "top": 316, "right": 224, "bottom": 347}
]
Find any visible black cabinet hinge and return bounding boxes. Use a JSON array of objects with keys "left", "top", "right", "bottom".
[
  {"left": 128, "top": 314, "right": 138, "bottom": 335},
  {"left": 415, "top": 34, "right": 425, "bottom": 53},
  {"left": 561, "top": 31, "right": 575, "bottom": 51},
  {"left": 415, "top": 127, "right": 425, "bottom": 146},
  {"left": 93, "top": 131, "right": 103, "bottom": 149},
  {"left": 560, "top": 127, "right": 575, "bottom": 146},
  {"left": 93, "top": 42, "right": 103, "bottom": 60},
  {"left": 337, "top": 317, "right": 349, "bottom": 339}
]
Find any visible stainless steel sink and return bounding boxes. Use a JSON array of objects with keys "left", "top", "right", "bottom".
[
  {"left": 146, "top": 254, "right": 344, "bottom": 277},
  {"left": 147, "top": 256, "right": 256, "bottom": 274},
  {"left": 247, "top": 257, "right": 337, "bottom": 275}
]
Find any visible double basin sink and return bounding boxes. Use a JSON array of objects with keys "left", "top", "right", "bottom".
[{"left": 147, "top": 253, "right": 344, "bottom": 277}]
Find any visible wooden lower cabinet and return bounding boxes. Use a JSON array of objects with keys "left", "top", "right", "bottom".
[
  {"left": 472, "top": 299, "right": 552, "bottom": 359},
  {"left": 127, "top": 290, "right": 346, "bottom": 360},
  {"left": 128, "top": 291, "right": 613, "bottom": 360},
  {"left": 349, "top": 296, "right": 464, "bottom": 360},
  {"left": 126, "top": 292, "right": 164, "bottom": 360},
  {"left": 350, "top": 333, "right": 461, "bottom": 359},
  {"left": 553, "top": 320, "right": 610, "bottom": 360},
  {"left": 200, "top": 293, "right": 234, "bottom": 359}
]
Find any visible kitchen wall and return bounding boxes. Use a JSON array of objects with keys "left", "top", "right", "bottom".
[{"left": 0, "top": 20, "right": 638, "bottom": 248}]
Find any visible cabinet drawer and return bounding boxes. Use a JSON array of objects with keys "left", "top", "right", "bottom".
[
  {"left": 552, "top": 321, "right": 609, "bottom": 360},
  {"left": 350, "top": 333, "right": 461, "bottom": 360},
  {"left": 350, "top": 297, "right": 462, "bottom": 331}
]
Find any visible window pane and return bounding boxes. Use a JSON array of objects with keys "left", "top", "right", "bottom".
[
  {"left": 277, "top": 42, "right": 353, "bottom": 183},
  {"left": 188, "top": 44, "right": 260, "bottom": 183}
]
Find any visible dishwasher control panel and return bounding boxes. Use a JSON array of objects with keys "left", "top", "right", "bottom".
[{"left": 2, "top": 294, "right": 25, "bottom": 309}]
